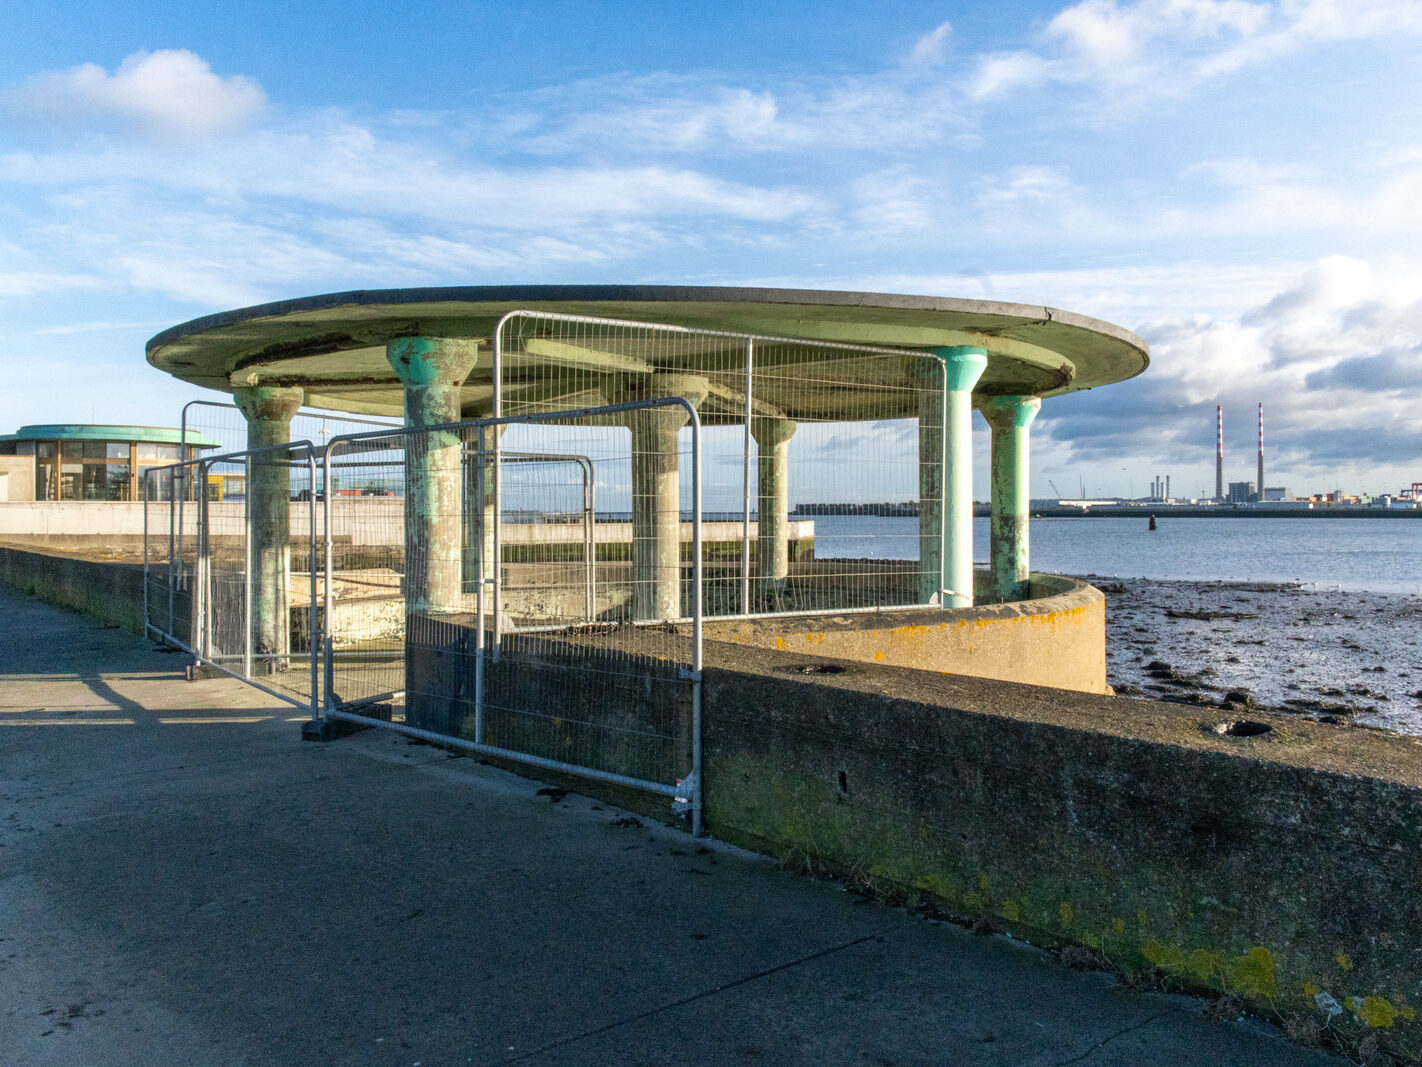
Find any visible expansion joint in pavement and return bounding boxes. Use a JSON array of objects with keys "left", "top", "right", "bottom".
[{"left": 507, "top": 932, "right": 883, "bottom": 1063}]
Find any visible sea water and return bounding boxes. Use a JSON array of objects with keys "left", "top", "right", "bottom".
[{"left": 806, "top": 515, "right": 1422, "bottom": 595}]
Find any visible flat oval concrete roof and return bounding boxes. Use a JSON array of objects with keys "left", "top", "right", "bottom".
[
  {"left": 147, "top": 285, "right": 1149, "bottom": 419},
  {"left": 0, "top": 424, "right": 222, "bottom": 448}
]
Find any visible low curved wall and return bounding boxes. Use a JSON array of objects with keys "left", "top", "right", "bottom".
[{"left": 703, "top": 573, "right": 1108, "bottom": 694}]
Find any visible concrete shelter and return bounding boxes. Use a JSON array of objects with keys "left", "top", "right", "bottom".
[{"left": 146, "top": 285, "right": 1147, "bottom": 688}]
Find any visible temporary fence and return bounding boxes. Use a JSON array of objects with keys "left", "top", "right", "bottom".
[
  {"left": 142, "top": 311, "right": 968, "bottom": 833},
  {"left": 492, "top": 310, "right": 957, "bottom": 615},
  {"left": 317, "top": 399, "right": 703, "bottom": 831},
  {"left": 142, "top": 439, "right": 321, "bottom": 713}
]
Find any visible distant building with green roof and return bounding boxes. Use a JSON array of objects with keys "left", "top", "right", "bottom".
[{"left": 0, "top": 424, "right": 221, "bottom": 502}]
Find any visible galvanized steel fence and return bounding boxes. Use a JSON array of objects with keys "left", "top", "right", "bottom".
[{"left": 143, "top": 311, "right": 965, "bottom": 831}]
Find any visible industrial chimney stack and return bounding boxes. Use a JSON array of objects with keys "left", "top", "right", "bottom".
[
  {"left": 1216, "top": 405, "right": 1224, "bottom": 501},
  {"left": 1257, "top": 402, "right": 1265, "bottom": 504}
]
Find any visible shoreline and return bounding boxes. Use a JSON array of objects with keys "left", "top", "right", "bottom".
[{"left": 1081, "top": 573, "right": 1422, "bottom": 735}]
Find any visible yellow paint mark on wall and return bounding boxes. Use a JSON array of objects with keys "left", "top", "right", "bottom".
[
  {"left": 1225, "top": 946, "right": 1278, "bottom": 1000},
  {"left": 873, "top": 651, "right": 884, "bottom": 662},
  {"left": 774, "top": 637, "right": 786, "bottom": 650},
  {"left": 1361, "top": 996, "right": 1398, "bottom": 1028}
]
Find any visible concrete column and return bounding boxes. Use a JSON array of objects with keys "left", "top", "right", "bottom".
[
  {"left": 917, "top": 361, "right": 945, "bottom": 604},
  {"left": 232, "top": 385, "right": 303, "bottom": 670},
  {"left": 623, "top": 374, "right": 708, "bottom": 622},
  {"left": 983, "top": 395, "right": 1040, "bottom": 602},
  {"left": 933, "top": 346, "right": 988, "bottom": 608},
  {"left": 751, "top": 417, "right": 796, "bottom": 585},
  {"left": 387, "top": 337, "right": 480, "bottom": 614}
]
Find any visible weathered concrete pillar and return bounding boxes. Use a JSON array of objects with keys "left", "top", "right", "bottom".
[
  {"left": 917, "top": 361, "right": 945, "bottom": 604},
  {"left": 934, "top": 346, "right": 987, "bottom": 608},
  {"left": 623, "top": 374, "right": 708, "bottom": 622},
  {"left": 233, "top": 385, "right": 304, "bottom": 671},
  {"left": 751, "top": 417, "right": 796, "bottom": 585},
  {"left": 387, "top": 337, "right": 480, "bottom": 614},
  {"left": 984, "top": 395, "right": 1041, "bottom": 602}
]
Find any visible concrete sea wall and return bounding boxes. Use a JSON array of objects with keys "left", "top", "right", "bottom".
[
  {"left": 705, "top": 574, "right": 1108, "bottom": 694},
  {"left": 698, "top": 643, "right": 1422, "bottom": 1057},
  {"left": 0, "top": 542, "right": 147, "bottom": 633}
]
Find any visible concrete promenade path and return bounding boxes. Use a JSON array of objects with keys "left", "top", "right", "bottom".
[{"left": 0, "top": 583, "right": 1336, "bottom": 1066}]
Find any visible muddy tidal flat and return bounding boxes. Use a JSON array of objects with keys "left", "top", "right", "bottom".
[{"left": 1089, "top": 575, "right": 1422, "bottom": 735}]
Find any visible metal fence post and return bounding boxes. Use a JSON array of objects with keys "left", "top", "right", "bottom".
[
  {"left": 740, "top": 338, "right": 754, "bottom": 616},
  {"left": 688, "top": 400, "right": 704, "bottom": 837},
  {"left": 473, "top": 427, "right": 486, "bottom": 744},
  {"left": 242, "top": 453, "right": 253, "bottom": 679},
  {"left": 322, "top": 442, "right": 336, "bottom": 713},
  {"left": 306, "top": 448, "right": 320, "bottom": 719},
  {"left": 198, "top": 459, "right": 212, "bottom": 661}
]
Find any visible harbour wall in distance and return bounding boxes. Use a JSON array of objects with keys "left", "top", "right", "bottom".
[{"left": 1021, "top": 505, "right": 1422, "bottom": 519}]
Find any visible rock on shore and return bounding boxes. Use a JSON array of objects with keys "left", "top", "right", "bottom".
[{"left": 1085, "top": 575, "right": 1422, "bottom": 735}]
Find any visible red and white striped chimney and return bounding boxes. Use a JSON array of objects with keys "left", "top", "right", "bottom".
[
  {"left": 1215, "top": 405, "right": 1224, "bottom": 501},
  {"left": 1257, "top": 402, "right": 1265, "bottom": 504}
]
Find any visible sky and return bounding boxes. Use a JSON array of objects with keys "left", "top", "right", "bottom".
[{"left": 2, "top": 0, "right": 1421, "bottom": 500}]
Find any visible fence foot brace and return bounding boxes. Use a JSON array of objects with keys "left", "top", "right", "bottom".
[
  {"left": 301, "top": 717, "right": 370, "bottom": 742},
  {"left": 184, "top": 659, "right": 225, "bottom": 682}
]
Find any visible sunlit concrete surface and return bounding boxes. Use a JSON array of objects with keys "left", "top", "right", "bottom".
[{"left": 0, "top": 584, "right": 1335, "bottom": 1065}]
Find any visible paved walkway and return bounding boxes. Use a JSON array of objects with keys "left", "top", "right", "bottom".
[{"left": 0, "top": 584, "right": 1336, "bottom": 1065}]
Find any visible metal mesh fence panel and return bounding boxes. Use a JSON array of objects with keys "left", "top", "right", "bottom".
[
  {"left": 142, "top": 443, "right": 320, "bottom": 713},
  {"left": 321, "top": 401, "right": 702, "bottom": 820},
  {"left": 142, "top": 460, "right": 201, "bottom": 649},
  {"left": 493, "top": 311, "right": 949, "bottom": 620},
  {"left": 321, "top": 431, "right": 408, "bottom": 709}
]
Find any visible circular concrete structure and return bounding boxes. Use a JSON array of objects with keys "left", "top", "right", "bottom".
[{"left": 146, "top": 285, "right": 1148, "bottom": 419}]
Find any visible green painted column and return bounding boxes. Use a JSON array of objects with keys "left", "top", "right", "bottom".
[
  {"left": 933, "top": 346, "right": 987, "bottom": 608},
  {"left": 233, "top": 385, "right": 304, "bottom": 671},
  {"left": 751, "top": 416, "right": 795, "bottom": 587},
  {"left": 983, "top": 395, "right": 1041, "bottom": 602},
  {"left": 387, "top": 337, "right": 480, "bottom": 614},
  {"left": 916, "top": 360, "right": 945, "bottom": 604},
  {"left": 623, "top": 374, "right": 708, "bottom": 622}
]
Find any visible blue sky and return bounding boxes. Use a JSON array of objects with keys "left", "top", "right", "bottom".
[{"left": 2, "top": 0, "right": 1421, "bottom": 499}]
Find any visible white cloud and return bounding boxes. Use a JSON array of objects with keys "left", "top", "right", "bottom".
[
  {"left": 29, "top": 319, "right": 162, "bottom": 335},
  {"left": 968, "top": 0, "right": 1422, "bottom": 105},
  {"left": 1038, "top": 255, "right": 1422, "bottom": 495},
  {"left": 906, "top": 22, "right": 954, "bottom": 66},
  {"left": 6, "top": 49, "right": 266, "bottom": 140},
  {"left": 501, "top": 70, "right": 964, "bottom": 155}
]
